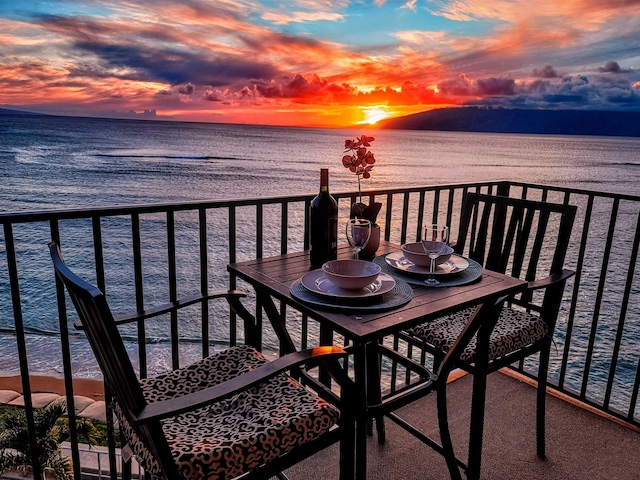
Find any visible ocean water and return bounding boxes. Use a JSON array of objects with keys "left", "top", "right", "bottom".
[
  {"left": 2, "top": 113, "right": 640, "bottom": 387},
  {"left": 3, "top": 114, "right": 640, "bottom": 214}
]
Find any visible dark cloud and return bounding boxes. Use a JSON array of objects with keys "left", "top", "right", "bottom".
[
  {"left": 465, "top": 71, "right": 640, "bottom": 110},
  {"left": 527, "top": 79, "right": 551, "bottom": 93},
  {"left": 598, "top": 61, "right": 633, "bottom": 74},
  {"left": 238, "top": 86, "right": 253, "bottom": 98},
  {"left": 476, "top": 77, "right": 516, "bottom": 95},
  {"left": 73, "top": 40, "right": 281, "bottom": 87},
  {"left": 36, "top": 12, "right": 282, "bottom": 87},
  {"left": 203, "top": 89, "right": 224, "bottom": 102},
  {"left": 179, "top": 83, "right": 195, "bottom": 95},
  {"left": 604, "top": 87, "right": 640, "bottom": 105},
  {"left": 438, "top": 75, "right": 474, "bottom": 96},
  {"left": 252, "top": 74, "right": 359, "bottom": 104},
  {"left": 437, "top": 75, "right": 515, "bottom": 97},
  {"left": 532, "top": 65, "right": 560, "bottom": 78},
  {"left": 286, "top": 74, "right": 328, "bottom": 97}
]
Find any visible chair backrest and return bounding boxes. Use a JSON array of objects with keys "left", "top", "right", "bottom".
[
  {"left": 455, "top": 193, "right": 577, "bottom": 282},
  {"left": 48, "top": 242, "right": 178, "bottom": 478}
]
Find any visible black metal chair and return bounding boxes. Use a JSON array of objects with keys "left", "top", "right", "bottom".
[
  {"left": 49, "top": 242, "right": 355, "bottom": 480},
  {"left": 377, "top": 193, "right": 577, "bottom": 479}
]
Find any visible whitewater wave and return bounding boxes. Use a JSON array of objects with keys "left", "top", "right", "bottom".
[{"left": 96, "top": 152, "right": 240, "bottom": 161}]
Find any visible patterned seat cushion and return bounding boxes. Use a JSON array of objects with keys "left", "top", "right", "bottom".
[
  {"left": 406, "top": 306, "right": 548, "bottom": 363},
  {"left": 115, "top": 345, "right": 340, "bottom": 480}
]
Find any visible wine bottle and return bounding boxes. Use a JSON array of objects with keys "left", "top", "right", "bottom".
[{"left": 309, "top": 168, "right": 338, "bottom": 268}]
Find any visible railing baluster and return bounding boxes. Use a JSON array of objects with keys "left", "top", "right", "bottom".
[
  {"left": 630, "top": 349, "right": 640, "bottom": 422},
  {"left": 416, "top": 191, "right": 426, "bottom": 242},
  {"left": 228, "top": 205, "right": 238, "bottom": 347},
  {"left": 384, "top": 193, "right": 393, "bottom": 242},
  {"left": 257, "top": 203, "right": 264, "bottom": 259},
  {"left": 199, "top": 207, "right": 210, "bottom": 358},
  {"left": 92, "top": 216, "right": 106, "bottom": 292},
  {"left": 166, "top": 210, "right": 179, "bottom": 370},
  {"left": 431, "top": 189, "right": 441, "bottom": 223},
  {"left": 281, "top": 201, "right": 289, "bottom": 254},
  {"left": 400, "top": 192, "right": 410, "bottom": 245},
  {"left": 446, "top": 188, "right": 455, "bottom": 232},
  {"left": 303, "top": 198, "right": 311, "bottom": 251},
  {"left": 131, "top": 214, "right": 147, "bottom": 379}
]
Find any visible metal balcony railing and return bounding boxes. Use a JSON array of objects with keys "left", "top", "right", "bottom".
[{"left": 1, "top": 180, "right": 639, "bottom": 479}]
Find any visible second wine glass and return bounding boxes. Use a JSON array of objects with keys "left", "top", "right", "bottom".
[
  {"left": 346, "top": 218, "right": 372, "bottom": 259},
  {"left": 421, "top": 224, "right": 449, "bottom": 285}
]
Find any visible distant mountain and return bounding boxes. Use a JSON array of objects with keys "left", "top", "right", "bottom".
[
  {"left": 0, "top": 107, "right": 46, "bottom": 116},
  {"left": 376, "top": 107, "right": 640, "bottom": 137}
]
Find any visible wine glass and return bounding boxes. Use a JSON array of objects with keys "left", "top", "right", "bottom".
[
  {"left": 421, "top": 224, "right": 449, "bottom": 285},
  {"left": 346, "top": 218, "right": 372, "bottom": 259}
]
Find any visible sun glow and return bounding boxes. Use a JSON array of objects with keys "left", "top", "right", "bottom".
[{"left": 359, "top": 106, "right": 392, "bottom": 125}]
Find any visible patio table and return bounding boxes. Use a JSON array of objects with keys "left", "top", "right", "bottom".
[{"left": 228, "top": 241, "right": 525, "bottom": 479}]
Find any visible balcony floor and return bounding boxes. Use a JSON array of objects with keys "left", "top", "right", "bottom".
[{"left": 285, "top": 370, "right": 640, "bottom": 479}]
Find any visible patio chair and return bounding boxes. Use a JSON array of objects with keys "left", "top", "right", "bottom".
[
  {"left": 48, "top": 242, "right": 355, "bottom": 480},
  {"left": 378, "top": 193, "right": 577, "bottom": 479}
]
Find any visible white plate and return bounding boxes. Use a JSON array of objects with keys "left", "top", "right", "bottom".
[
  {"left": 300, "top": 270, "right": 396, "bottom": 299},
  {"left": 385, "top": 251, "right": 470, "bottom": 276}
]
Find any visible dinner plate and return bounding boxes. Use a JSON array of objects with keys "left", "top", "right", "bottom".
[
  {"left": 385, "top": 251, "right": 470, "bottom": 276},
  {"left": 300, "top": 269, "right": 396, "bottom": 299},
  {"left": 290, "top": 276, "right": 413, "bottom": 312}
]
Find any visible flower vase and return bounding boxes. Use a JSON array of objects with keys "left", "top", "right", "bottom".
[
  {"left": 351, "top": 201, "right": 382, "bottom": 261},
  {"left": 360, "top": 224, "right": 380, "bottom": 260}
]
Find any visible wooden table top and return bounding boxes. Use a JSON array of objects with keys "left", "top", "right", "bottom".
[{"left": 228, "top": 242, "right": 526, "bottom": 342}]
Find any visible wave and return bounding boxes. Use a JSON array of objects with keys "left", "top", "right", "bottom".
[
  {"left": 610, "top": 162, "right": 640, "bottom": 167},
  {"left": 95, "top": 153, "right": 241, "bottom": 161}
]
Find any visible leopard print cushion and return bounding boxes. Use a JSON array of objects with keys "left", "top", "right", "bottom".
[
  {"left": 406, "top": 307, "right": 548, "bottom": 363},
  {"left": 114, "top": 345, "right": 340, "bottom": 480}
]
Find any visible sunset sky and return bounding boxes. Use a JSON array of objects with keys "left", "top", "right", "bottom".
[{"left": 1, "top": 0, "right": 639, "bottom": 127}]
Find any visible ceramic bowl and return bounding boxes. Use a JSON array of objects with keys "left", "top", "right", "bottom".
[
  {"left": 401, "top": 242, "right": 453, "bottom": 267},
  {"left": 321, "top": 259, "right": 381, "bottom": 290}
]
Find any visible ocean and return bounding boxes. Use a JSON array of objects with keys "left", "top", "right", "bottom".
[
  {"left": 4, "top": 114, "right": 640, "bottom": 215},
  {"left": 2, "top": 113, "right": 640, "bottom": 385}
]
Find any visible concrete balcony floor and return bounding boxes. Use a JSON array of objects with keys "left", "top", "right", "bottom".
[{"left": 285, "top": 371, "right": 640, "bottom": 480}]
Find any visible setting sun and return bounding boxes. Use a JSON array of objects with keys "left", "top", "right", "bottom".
[{"left": 359, "top": 106, "right": 392, "bottom": 125}]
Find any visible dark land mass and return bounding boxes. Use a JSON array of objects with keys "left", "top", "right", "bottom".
[
  {"left": 375, "top": 107, "right": 640, "bottom": 137},
  {"left": 0, "top": 107, "right": 45, "bottom": 116},
  {"left": 3, "top": 106, "right": 640, "bottom": 137}
]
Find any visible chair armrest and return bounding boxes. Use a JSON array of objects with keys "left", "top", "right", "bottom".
[
  {"left": 134, "top": 346, "right": 348, "bottom": 424},
  {"left": 74, "top": 290, "right": 249, "bottom": 330},
  {"left": 526, "top": 269, "right": 575, "bottom": 291}
]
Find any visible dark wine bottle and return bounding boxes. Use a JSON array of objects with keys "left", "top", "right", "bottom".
[{"left": 309, "top": 168, "right": 338, "bottom": 268}]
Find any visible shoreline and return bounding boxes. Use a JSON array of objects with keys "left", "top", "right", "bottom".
[{"left": 0, "top": 374, "right": 104, "bottom": 400}]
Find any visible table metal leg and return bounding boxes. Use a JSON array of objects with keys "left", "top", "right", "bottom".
[
  {"left": 366, "top": 340, "right": 385, "bottom": 443},
  {"left": 467, "top": 372, "right": 487, "bottom": 480},
  {"left": 466, "top": 304, "right": 495, "bottom": 480},
  {"left": 255, "top": 289, "right": 296, "bottom": 354},
  {"left": 352, "top": 341, "right": 368, "bottom": 480}
]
